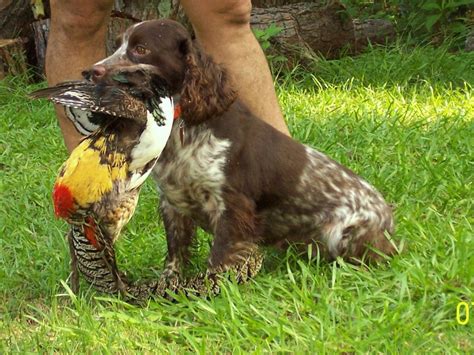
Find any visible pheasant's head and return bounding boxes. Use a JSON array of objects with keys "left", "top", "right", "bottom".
[{"left": 82, "top": 64, "right": 169, "bottom": 102}]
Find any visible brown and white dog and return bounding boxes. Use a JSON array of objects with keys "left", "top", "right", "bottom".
[{"left": 85, "top": 19, "right": 396, "bottom": 282}]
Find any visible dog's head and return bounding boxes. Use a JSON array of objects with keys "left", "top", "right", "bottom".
[{"left": 84, "top": 19, "right": 236, "bottom": 125}]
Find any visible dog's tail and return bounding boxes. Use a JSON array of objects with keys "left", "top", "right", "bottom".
[{"left": 325, "top": 212, "right": 397, "bottom": 264}]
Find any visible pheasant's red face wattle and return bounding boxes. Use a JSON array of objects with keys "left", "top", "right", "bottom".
[{"left": 52, "top": 183, "right": 75, "bottom": 219}]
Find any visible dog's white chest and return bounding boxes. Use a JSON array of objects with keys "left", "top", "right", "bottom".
[{"left": 153, "top": 125, "right": 231, "bottom": 228}]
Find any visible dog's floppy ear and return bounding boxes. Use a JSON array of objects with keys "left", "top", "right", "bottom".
[{"left": 179, "top": 38, "right": 236, "bottom": 125}]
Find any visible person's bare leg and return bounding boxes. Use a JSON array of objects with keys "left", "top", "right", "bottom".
[
  {"left": 46, "top": 0, "right": 114, "bottom": 152},
  {"left": 181, "top": 0, "right": 289, "bottom": 135}
]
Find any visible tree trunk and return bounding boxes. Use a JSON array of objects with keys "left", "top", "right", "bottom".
[
  {"left": 250, "top": 1, "right": 354, "bottom": 60},
  {"left": 112, "top": 0, "right": 189, "bottom": 26},
  {"left": 106, "top": 17, "right": 136, "bottom": 55},
  {"left": 0, "top": 0, "right": 397, "bottom": 78},
  {"left": 113, "top": 0, "right": 161, "bottom": 21},
  {"left": 353, "top": 19, "right": 396, "bottom": 51},
  {"left": 252, "top": 0, "right": 320, "bottom": 7},
  {"left": 0, "top": 38, "right": 28, "bottom": 79},
  {"left": 109, "top": 0, "right": 192, "bottom": 50},
  {"left": 31, "top": 18, "right": 50, "bottom": 73},
  {"left": 466, "top": 30, "right": 474, "bottom": 52},
  {"left": 0, "top": 0, "right": 34, "bottom": 39}
]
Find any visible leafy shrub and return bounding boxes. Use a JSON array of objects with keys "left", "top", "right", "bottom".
[{"left": 340, "top": 0, "right": 473, "bottom": 46}]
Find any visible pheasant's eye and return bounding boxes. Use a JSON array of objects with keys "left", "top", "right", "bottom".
[{"left": 134, "top": 45, "right": 149, "bottom": 56}]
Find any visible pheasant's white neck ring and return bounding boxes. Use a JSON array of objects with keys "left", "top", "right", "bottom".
[{"left": 127, "top": 97, "right": 175, "bottom": 189}]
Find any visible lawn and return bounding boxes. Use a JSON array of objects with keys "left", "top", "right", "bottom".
[{"left": 0, "top": 44, "right": 473, "bottom": 352}]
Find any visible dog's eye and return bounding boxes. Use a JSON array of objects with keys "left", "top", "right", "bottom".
[{"left": 134, "top": 45, "right": 150, "bottom": 56}]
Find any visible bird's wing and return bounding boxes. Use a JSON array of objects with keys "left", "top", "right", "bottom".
[
  {"left": 30, "top": 81, "right": 148, "bottom": 117},
  {"left": 28, "top": 80, "right": 92, "bottom": 99},
  {"left": 63, "top": 106, "right": 101, "bottom": 136},
  {"left": 30, "top": 81, "right": 148, "bottom": 131}
]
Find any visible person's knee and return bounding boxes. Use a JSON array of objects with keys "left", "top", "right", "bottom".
[
  {"left": 184, "top": 0, "right": 252, "bottom": 32},
  {"left": 216, "top": 0, "right": 252, "bottom": 26},
  {"left": 50, "top": 0, "right": 113, "bottom": 41}
]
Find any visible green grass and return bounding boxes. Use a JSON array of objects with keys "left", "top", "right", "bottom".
[{"left": 1, "top": 44, "right": 473, "bottom": 353}]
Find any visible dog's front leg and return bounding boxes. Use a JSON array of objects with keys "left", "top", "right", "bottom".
[
  {"left": 171, "top": 212, "right": 263, "bottom": 298},
  {"left": 208, "top": 234, "right": 263, "bottom": 284},
  {"left": 207, "top": 192, "right": 263, "bottom": 283},
  {"left": 160, "top": 197, "right": 196, "bottom": 279}
]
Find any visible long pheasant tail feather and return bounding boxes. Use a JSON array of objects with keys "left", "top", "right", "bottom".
[
  {"left": 185, "top": 249, "right": 264, "bottom": 298},
  {"left": 67, "top": 230, "right": 80, "bottom": 294},
  {"left": 70, "top": 222, "right": 122, "bottom": 294},
  {"left": 83, "top": 216, "right": 100, "bottom": 248},
  {"left": 144, "top": 249, "right": 265, "bottom": 303}
]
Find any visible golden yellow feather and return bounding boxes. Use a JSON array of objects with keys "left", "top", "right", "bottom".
[{"left": 56, "top": 137, "right": 128, "bottom": 207}]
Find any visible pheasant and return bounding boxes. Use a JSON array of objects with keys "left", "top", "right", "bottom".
[
  {"left": 32, "top": 67, "right": 261, "bottom": 303},
  {"left": 30, "top": 67, "right": 176, "bottom": 298}
]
